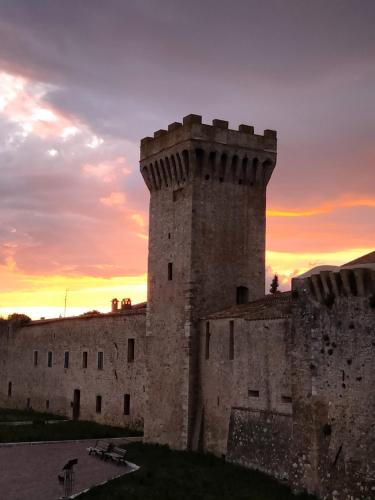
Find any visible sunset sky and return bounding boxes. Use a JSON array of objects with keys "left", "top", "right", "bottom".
[{"left": 0, "top": 0, "right": 374, "bottom": 319}]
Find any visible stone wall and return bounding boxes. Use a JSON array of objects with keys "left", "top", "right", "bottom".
[
  {"left": 0, "top": 311, "right": 146, "bottom": 430},
  {"left": 291, "top": 268, "right": 375, "bottom": 499},
  {"left": 227, "top": 407, "right": 292, "bottom": 481},
  {"left": 199, "top": 315, "right": 292, "bottom": 456}
]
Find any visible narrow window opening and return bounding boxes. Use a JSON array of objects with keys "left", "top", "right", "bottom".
[
  {"left": 46, "top": 400, "right": 50, "bottom": 410},
  {"left": 281, "top": 395, "right": 292, "bottom": 404},
  {"left": 229, "top": 321, "right": 234, "bottom": 360},
  {"left": 8, "top": 381, "right": 12, "bottom": 397},
  {"left": 205, "top": 322, "right": 210, "bottom": 360},
  {"left": 64, "top": 351, "right": 69, "bottom": 369},
  {"left": 47, "top": 351, "right": 53, "bottom": 368},
  {"left": 248, "top": 390, "right": 260, "bottom": 398},
  {"left": 97, "top": 351, "right": 104, "bottom": 370},
  {"left": 205, "top": 174, "right": 210, "bottom": 180},
  {"left": 236, "top": 286, "right": 249, "bottom": 305},
  {"left": 124, "top": 394, "right": 130, "bottom": 415},
  {"left": 82, "top": 351, "right": 88, "bottom": 369},
  {"left": 33, "top": 350, "right": 38, "bottom": 366},
  {"left": 168, "top": 233, "right": 171, "bottom": 239},
  {"left": 128, "top": 339, "right": 135, "bottom": 362},
  {"left": 96, "top": 395, "right": 102, "bottom": 414},
  {"left": 168, "top": 262, "right": 173, "bottom": 281},
  {"left": 26, "top": 398, "right": 31, "bottom": 409}
]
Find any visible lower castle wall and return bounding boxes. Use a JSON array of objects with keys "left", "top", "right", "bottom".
[
  {"left": 227, "top": 407, "right": 292, "bottom": 481},
  {"left": 0, "top": 312, "right": 146, "bottom": 430},
  {"left": 199, "top": 316, "right": 292, "bottom": 456}
]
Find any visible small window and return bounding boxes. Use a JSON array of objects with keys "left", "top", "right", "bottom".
[
  {"left": 33, "top": 350, "right": 38, "bottom": 366},
  {"left": 46, "top": 400, "right": 50, "bottom": 410},
  {"left": 82, "top": 351, "right": 88, "bottom": 369},
  {"left": 97, "top": 351, "right": 104, "bottom": 370},
  {"left": 8, "top": 381, "right": 12, "bottom": 398},
  {"left": 229, "top": 321, "right": 234, "bottom": 360},
  {"left": 168, "top": 262, "right": 173, "bottom": 281},
  {"left": 236, "top": 286, "right": 249, "bottom": 305},
  {"left": 47, "top": 351, "right": 53, "bottom": 368},
  {"left": 205, "top": 322, "right": 210, "bottom": 360},
  {"left": 96, "top": 395, "right": 102, "bottom": 414},
  {"left": 128, "top": 339, "right": 135, "bottom": 362},
  {"left": 64, "top": 351, "right": 69, "bottom": 369},
  {"left": 248, "top": 390, "right": 260, "bottom": 398},
  {"left": 124, "top": 394, "right": 130, "bottom": 415},
  {"left": 26, "top": 398, "right": 31, "bottom": 409},
  {"left": 281, "top": 395, "right": 292, "bottom": 404}
]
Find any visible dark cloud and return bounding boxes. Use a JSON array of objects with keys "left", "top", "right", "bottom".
[{"left": 0, "top": 0, "right": 374, "bottom": 282}]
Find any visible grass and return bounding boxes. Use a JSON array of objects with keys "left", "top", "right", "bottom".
[
  {"left": 0, "top": 419, "right": 142, "bottom": 443},
  {"left": 81, "top": 442, "right": 317, "bottom": 500},
  {"left": 0, "top": 407, "right": 67, "bottom": 423}
]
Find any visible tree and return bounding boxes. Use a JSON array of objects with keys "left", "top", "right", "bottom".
[
  {"left": 7, "top": 313, "right": 32, "bottom": 328},
  {"left": 270, "top": 274, "right": 279, "bottom": 294}
]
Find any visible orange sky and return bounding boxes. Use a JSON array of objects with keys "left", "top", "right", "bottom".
[{"left": 0, "top": 2, "right": 374, "bottom": 319}]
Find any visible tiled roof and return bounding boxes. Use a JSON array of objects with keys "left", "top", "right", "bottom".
[
  {"left": 342, "top": 251, "right": 375, "bottom": 267},
  {"left": 204, "top": 292, "right": 292, "bottom": 321}
]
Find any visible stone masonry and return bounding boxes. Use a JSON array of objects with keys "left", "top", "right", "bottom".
[{"left": 0, "top": 114, "right": 374, "bottom": 500}]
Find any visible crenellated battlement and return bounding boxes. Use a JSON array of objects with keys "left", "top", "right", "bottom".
[
  {"left": 293, "top": 265, "right": 375, "bottom": 304},
  {"left": 140, "top": 114, "right": 277, "bottom": 191}
]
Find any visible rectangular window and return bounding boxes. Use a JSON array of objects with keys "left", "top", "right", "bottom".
[
  {"left": 26, "top": 398, "right": 31, "bottom": 409},
  {"left": 82, "top": 351, "right": 88, "bottom": 369},
  {"left": 205, "top": 322, "right": 210, "bottom": 360},
  {"left": 281, "top": 395, "right": 292, "bottom": 404},
  {"left": 46, "top": 400, "right": 49, "bottom": 410},
  {"left": 64, "top": 351, "right": 69, "bottom": 369},
  {"left": 47, "top": 351, "right": 53, "bottom": 368},
  {"left": 8, "top": 381, "right": 12, "bottom": 397},
  {"left": 96, "top": 395, "right": 102, "bottom": 414},
  {"left": 124, "top": 394, "right": 130, "bottom": 415},
  {"left": 127, "top": 339, "right": 135, "bottom": 362},
  {"left": 248, "top": 390, "right": 260, "bottom": 398},
  {"left": 229, "top": 321, "right": 234, "bottom": 360},
  {"left": 97, "top": 351, "right": 104, "bottom": 370},
  {"left": 33, "top": 350, "right": 38, "bottom": 366},
  {"left": 168, "top": 262, "right": 173, "bottom": 281}
]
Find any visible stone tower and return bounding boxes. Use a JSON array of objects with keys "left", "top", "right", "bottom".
[{"left": 140, "top": 114, "right": 277, "bottom": 449}]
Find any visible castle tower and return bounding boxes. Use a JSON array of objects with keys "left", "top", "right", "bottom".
[{"left": 140, "top": 114, "right": 277, "bottom": 449}]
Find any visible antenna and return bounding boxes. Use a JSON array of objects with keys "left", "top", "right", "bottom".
[{"left": 64, "top": 289, "right": 69, "bottom": 317}]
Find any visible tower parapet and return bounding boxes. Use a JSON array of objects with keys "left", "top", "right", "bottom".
[{"left": 140, "top": 114, "right": 276, "bottom": 191}]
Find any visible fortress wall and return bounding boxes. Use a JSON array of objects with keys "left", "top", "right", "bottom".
[
  {"left": 0, "top": 312, "right": 146, "bottom": 430},
  {"left": 199, "top": 316, "right": 292, "bottom": 456},
  {"left": 291, "top": 270, "right": 375, "bottom": 499}
]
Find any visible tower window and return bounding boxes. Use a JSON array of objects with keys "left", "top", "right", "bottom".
[
  {"left": 229, "top": 321, "right": 234, "bottom": 360},
  {"left": 33, "top": 350, "right": 38, "bottom": 366},
  {"left": 64, "top": 351, "right": 69, "bottom": 369},
  {"left": 82, "top": 351, "right": 88, "bottom": 369},
  {"left": 236, "top": 286, "right": 249, "bottom": 305},
  {"left": 47, "top": 351, "right": 53, "bottom": 368},
  {"left": 96, "top": 395, "right": 102, "bottom": 414},
  {"left": 248, "top": 390, "right": 259, "bottom": 398},
  {"left": 8, "top": 381, "right": 12, "bottom": 397},
  {"left": 97, "top": 351, "right": 104, "bottom": 370},
  {"left": 205, "top": 322, "right": 210, "bottom": 360},
  {"left": 124, "top": 394, "right": 130, "bottom": 415},
  {"left": 168, "top": 262, "right": 173, "bottom": 281},
  {"left": 128, "top": 339, "right": 135, "bottom": 362}
]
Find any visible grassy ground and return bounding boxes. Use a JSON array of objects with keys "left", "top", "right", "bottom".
[
  {"left": 0, "top": 419, "right": 142, "bottom": 443},
  {"left": 0, "top": 407, "right": 67, "bottom": 422},
  {"left": 81, "top": 442, "right": 316, "bottom": 500}
]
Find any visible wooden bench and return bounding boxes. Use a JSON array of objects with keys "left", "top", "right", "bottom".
[
  {"left": 105, "top": 446, "right": 127, "bottom": 465},
  {"left": 87, "top": 440, "right": 113, "bottom": 459}
]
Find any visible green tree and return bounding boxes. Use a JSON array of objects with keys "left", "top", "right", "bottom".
[{"left": 270, "top": 274, "right": 279, "bottom": 294}]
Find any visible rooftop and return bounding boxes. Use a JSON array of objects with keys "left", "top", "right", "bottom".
[
  {"left": 204, "top": 292, "right": 292, "bottom": 321},
  {"left": 342, "top": 250, "right": 375, "bottom": 267}
]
